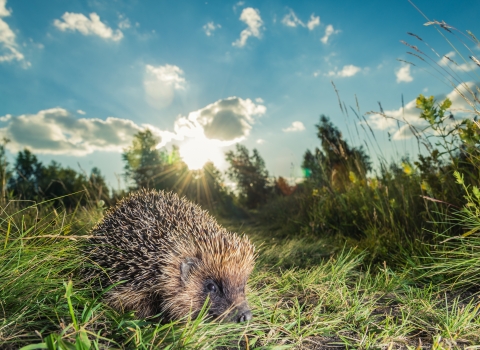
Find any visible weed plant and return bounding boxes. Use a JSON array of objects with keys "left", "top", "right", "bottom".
[
  {"left": 417, "top": 171, "right": 480, "bottom": 291},
  {"left": 255, "top": 18, "right": 480, "bottom": 266}
]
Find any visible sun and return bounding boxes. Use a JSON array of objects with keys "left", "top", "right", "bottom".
[{"left": 179, "top": 137, "right": 224, "bottom": 170}]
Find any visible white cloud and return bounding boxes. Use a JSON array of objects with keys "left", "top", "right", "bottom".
[
  {"left": 283, "top": 121, "right": 305, "bottom": 132},
  {"left": 77, "top": 109, "right": 86, "bottom": 115},
  {"left": 0, "top": 114, "right": 11, "bottom": 122},
  {"left": 320, "top": 24, "right": 340, "bottom": 44},
  {"left": 337, "top": 65, "right": 361, "bottom": 77},
  {"left": 0, "top": 97, "right": 267, "bottom": 160},
  {"left": 327, "top": 65, "right": 362, "bottom": 78},
  {"left": 367, "top": 82, "right": 478, "bottom": 140},
  {"left": 307, "top": 14, "right": 320, "bottom": 30},
  {"left": 0, "top": 0, "right": 10, "bottom": 17},
  {"left": 439, "top": 51, "right": 477, "bottom": 72},
  {"left": 282, "top": 10, "right": 319, "bottom": 31},
  {"left": 0, "top": 0, "right": 26, "bottom": 64},
  {"left": 0, "top": 19, "right": 24, "bottom": 62},
  {"left": 203, "top": 21, "right": 221, "bottom": 36},
  {"left": 395, "top": 64, "right": 413, "bottom": 83},
  {"left": 54, "top": 12, "right": 123, "bottom": 41},
  {"left": 233, "top": 1, "right": 245, "bottom": 11},
  {"left": 179, "top": 97, "right": 265, "bottom": 142},
  {"left": 282, "top": 9, "right": 304, "bottom": 28},
  {"left": 28, "top": 38, "right": 44, "bottom": 49},
  {"left": 324, "top": 52, "right": 337, "bottom": 63},
  {"left": 153, "top": 98, "right": 266, "bottom": 170},
  {"left": 145, "top": 64, "right": 186, "bottom": 90},
  {"left": 0, "top": 108, "right": 162, "bottom": 155},
  {"left": 232, "top": 7, "right": 263, "bottom": 48},
  {"left": 118, "top": 15, "right": 131, "bottom": 30},
  {"left": 157, "top": 97, "right": 267, "bottom": 148},
  {"left": 255, "top": 97, "right": 264, "bottom": 103},
  {"left": 256, "top": 139, "right": 266, "bottom": 144},
  {"left": 144, "top": 64, "right": 186, "bottom": 109}
]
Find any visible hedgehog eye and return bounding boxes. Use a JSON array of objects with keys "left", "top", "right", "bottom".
[{"left": 207, "top": 282, "right": 218, "bottom": 293}]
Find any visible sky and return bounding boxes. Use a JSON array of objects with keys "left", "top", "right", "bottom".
[{"left": 0, "top": 0, "right": 479, "bottom": 189}]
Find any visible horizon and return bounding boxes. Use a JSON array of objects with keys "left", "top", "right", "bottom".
[{"left": 0, "top": 0, "right": 479, "bottom": 189}]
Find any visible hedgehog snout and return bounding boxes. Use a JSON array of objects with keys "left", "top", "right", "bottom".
[
  {"left": 236, "top": 308, "right": 252, "bottom": 323},
  {"left": 230, "top": 301, "right": 252, "bottom": 323}
]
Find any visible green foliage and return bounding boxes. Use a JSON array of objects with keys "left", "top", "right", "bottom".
[
  {"left": 226, "top": 144, "right": 271, "bottom": 209},
  {"left": 9, "top": 148, "right": 43, "bottom": 196},
  {"left": 415, "top": 94, "right": 473, "bottom": 167},
  {"left": 0, "top": 200, "right": 100, "bottom": 347},
  {"left": 8, "top": 149, "right": 109, "bottom": 208},
  {"left": 416, "top": 94, "right": 452, "bottom": 128},
  {"left": 122, "top": 129, "right": 184, "bottom": 190},
  {"left": 0, "top": 138, "right": 11, "bottom": 203},
  {"left": 181, "top": 161, "right": 232, "bottom": 211},
  {"left": 413, "top": 95, "right": 480, "bottom": 205},
  {"left": 258, "top": 93, "right": 480, "bottom": 264},
  {"left": 298, "top": 117, "right": 445, "bottom": 261},
  {"left": 417, "top": 171, "right": 480, "bottom": 290},
  {"left": 302, "top": 115, "right": 371, "bottom": 190},
  {"left": 458, "top": 119, "right": 480, "bottom": 149}
]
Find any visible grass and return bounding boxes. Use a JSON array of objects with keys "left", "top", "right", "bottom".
[{"left": 1, "top": 200, "right": 480, "bottom": 349}]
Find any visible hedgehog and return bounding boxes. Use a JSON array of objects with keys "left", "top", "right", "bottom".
[{"left": 85, "top": 189, "right": 256, "bottom": 323}]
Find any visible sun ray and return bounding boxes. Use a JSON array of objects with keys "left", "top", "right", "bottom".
[{"left": 179, "top": 137, "right": 224, "bottom": 171}]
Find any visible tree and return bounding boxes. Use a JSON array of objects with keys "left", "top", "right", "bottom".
[
  {"left": 122, "top": 129, "right": 165, "bottom": 190},
  {"left": 226, "top": 144, "right": 271, "bottom": 209},
  {"left": 0, "top": 138, "right": 11, "bottom": 202},
  {"left": 302, "top": 148, "right": 327, "bottom": 184},
  {"left": 9, "top": 149, "right": 44, "bottom": 199},
  {"left": 38, "top": 162, "right": 110, "bottom": 207},
  {"left": 88, "top": 167, "right": 110, "bottom": 202},
  {"left": 8, "top": 149, "right": 108, "bottom": 207},
  {"left": 122, "top": 129, "right": 188, "bottom": 192},
  {"left": 274, "top": 176, "right": 296, "bottom": 196},
  {"left": 175, "top": 161, "right": 229, "bottom": 210},
  {"left": 302, "top": 115, "right": 371, "bottom": 190},
  {"left": 37, "top": 161, "right": 86, "bottom": 206}
]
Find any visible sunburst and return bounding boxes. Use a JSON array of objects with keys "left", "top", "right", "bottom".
[{"left": 179, "top": 137, "right": 224, "bottom": 171}]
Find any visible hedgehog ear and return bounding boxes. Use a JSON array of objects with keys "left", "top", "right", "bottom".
[{"left": 180, "top": 257, "right": 200, "bottom": 285}]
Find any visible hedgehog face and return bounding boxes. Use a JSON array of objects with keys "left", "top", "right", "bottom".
[
  {"left": 178, "top": 257, "right": 253, "bottom": 323},
  {"left": 159, "top": 228, "right": 255, "bottom": 323},
  {"left": 202, "top": 278, "right": 252, "bottom": 323}
]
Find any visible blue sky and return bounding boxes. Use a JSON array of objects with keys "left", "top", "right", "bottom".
[{"left": 0, "top": 0, "right": 479, "bottom": 188}]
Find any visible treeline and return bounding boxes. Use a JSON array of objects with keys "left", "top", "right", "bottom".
[
  {"left": 0, "top": 128, "right": 285, "bottom": 214},
  {"left": 0, "top": 144, "right": 109, "bottom": 208},
  {"left": 120, "top": 129, "right": 294, "bottom": 213}
]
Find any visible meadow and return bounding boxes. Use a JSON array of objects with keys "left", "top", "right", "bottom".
[
  {"left": 1, "top": 177, "right": 480, "bottom": 349},
  {"left": 2, "top": 20, "right": 480, "bottom": 350}
]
